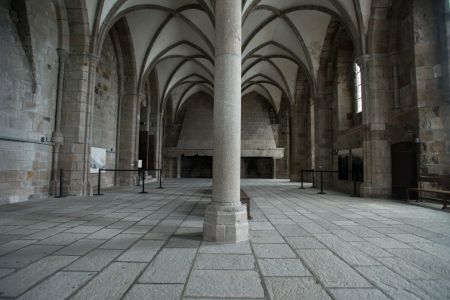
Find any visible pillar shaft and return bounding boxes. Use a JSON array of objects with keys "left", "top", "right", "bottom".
[
  {"left": 203, "top": 0, "right": 249, "bottom": 243},
  {"left": 50, "top": 48, "right": 67, "bottom": 195},
  {"left": 213, "top": 0, "right": 241, "bottom": 205},
  {"left": 177, "top": 156, "right": 181, "bottom": 179}
]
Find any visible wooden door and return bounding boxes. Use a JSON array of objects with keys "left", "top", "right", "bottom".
[
  {"left": 147, "top": 135, "right": 155, "bottom": 169},
  {"left": 138, "top": 131, "right": 148, "bottom": 169},
  {"left": 392, "top": 142, "right": 418, "bottom": 200}
]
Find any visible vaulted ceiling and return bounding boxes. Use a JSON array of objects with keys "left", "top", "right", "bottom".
[{"left": 85, "top": 0, "right": 373, "bottom": 116}]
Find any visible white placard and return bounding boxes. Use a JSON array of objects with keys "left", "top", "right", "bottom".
[
  {"left": 138, "top": 160, "right": 143, "bottom": 168},
  {"left": 90, "top": 147, "right": 106, "bottom": 173}
]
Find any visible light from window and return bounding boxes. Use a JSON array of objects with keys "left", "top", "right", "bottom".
[{"left": 354, "top": 62, "right": 362, "bottom": 113}]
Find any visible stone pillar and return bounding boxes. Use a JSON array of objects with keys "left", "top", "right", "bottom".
[
  {"left": 276, "top": 99, "right": 290, "bottom": 179},
  {"left": 291, "top": 71, "right": 312, "bottom": 182},
  {"left": 83, "top": 54, "right": 100, "bottom": 196},
  {"left": 177, "top": 156, "right": 181, "bottom": 178},
  {"left": 390, "top": 54, "right": 401, "bottom": 110},
  {"left": 359, "top": 55, "right": 391, "bottom": 198},
  {"left": 59, "top": 52, "right": 97, "bottom": 196},
  {"left": 117, "top": 93, "right": 141, "bottom": 185},
  {"left": 50, "top": 48, "right": 67, "bottom": 195},
  {"left": 204, "top": 0, "right": 249, "bottom": 243}
]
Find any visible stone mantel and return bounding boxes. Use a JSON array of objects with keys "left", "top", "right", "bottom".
[{"left": 163, "top": 148, "right": 285, "bottom": 159}]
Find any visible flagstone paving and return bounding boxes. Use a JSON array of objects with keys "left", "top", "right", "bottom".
[{"left": 0, "top": 179, "right": 449, "bottom": 299}]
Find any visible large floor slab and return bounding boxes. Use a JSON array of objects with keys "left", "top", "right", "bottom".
[{"left": 0, "top": 179, "right": 449, "bottom": 299}]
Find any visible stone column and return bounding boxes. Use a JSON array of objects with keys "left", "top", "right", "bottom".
[
  {"left": 177, "top": 156, "right": 182, "bottom": 178},
  {"left": 359, "top": 54, "right": 391, "bottom": 198},
  {"left": 204, "top": 0, "right": 249, "bottom": 243},
  {"left": 58, "top": 52, "right": 96, "bottom": 196},
  {"left": 50, "top": 48, "right": 67, "bottom": 195},
  {"left": 82, "top": 54, "right": 100, "bottom": 196},
  {"left": 117, "top": 93, "right": 141, "bottom": 186}
]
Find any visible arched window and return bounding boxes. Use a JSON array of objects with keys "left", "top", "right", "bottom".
[{"left": 354, "top": 62, "right": 363, "bottom": 113}]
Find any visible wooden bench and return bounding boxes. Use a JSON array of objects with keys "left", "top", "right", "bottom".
[
  {"left": 240, "top": 189, "right": 253, "bottom": 220},
  {"left": 407, "top": 188, "right": 450, "bottom": 210}
]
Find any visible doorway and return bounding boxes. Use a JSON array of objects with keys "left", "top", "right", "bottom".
[
  {"left": 241, "top": 157, "right": 273, "bottom": 178},
  {"left": 391, "top": 142, "right": 418, "bottom": 199},
  {"left": 181, "top": 156, "right": 212, "bottom": 178}
]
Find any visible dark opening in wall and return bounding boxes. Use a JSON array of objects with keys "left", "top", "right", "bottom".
[
  {"left": 241, "top": 157, "right": 273, "bottom": 178},
  {"left": 181, "top": 156, "right": 212, "bottom": 178}
]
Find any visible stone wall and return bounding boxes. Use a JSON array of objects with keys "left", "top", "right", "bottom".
[
  {"left": 241, "top": 93, "right": 278, "bottom": 150},
  {"left": 413, "top": 0, "right": 450, "bottom": 188},
  {"left": 0, "top": 1, "right": 59, "bottom": 203},
  {"left": 167, "top": 92, "right": 282, "bottom": 178},
  {"left": 176, "top": 92, "right": 279, "bottom": 152},
  {"left": 177, "top": 95, "right": 213, "bottom": 150},
  {"left": 330, "top": 30, "right": 364, "bottom": 193},
  {"left": 91, "top": 34, "right": 119, "bottom": 188}
]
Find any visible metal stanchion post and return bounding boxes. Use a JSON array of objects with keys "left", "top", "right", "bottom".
[
  {"left": 140, "top": 169, "right": 147, "bottom": 194},
  {"left": 300, "top": 170, "right": 304, "bottom": 189},
  {"left": 95, "top": 169, "right": 103, "bottom": 196},
  {"left": 352, "top": 180, "right": 357, "bottom": 197},
  {"left": 137, "top": 169, "right": 141, "bottom": 186},
  {"left": 158, "top": 169, "right": 163, "bottom": 189},
  {"left": 312, "top": 171, "right": 316, "bottom": 188},
  {"left": 318, "top": 171, "right": 326, "bottom": 194}
]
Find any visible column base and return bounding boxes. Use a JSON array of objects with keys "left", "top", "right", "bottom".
[{"left": 203, "top": 204, "right": 249, "bottom": 243}]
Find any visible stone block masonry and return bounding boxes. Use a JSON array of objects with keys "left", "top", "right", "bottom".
[
  {"left": 0, "top": 179, "right": 448, "bottom": 299},
  {"left": 0, "top": 1, "right": 59, "bottom": 203}
]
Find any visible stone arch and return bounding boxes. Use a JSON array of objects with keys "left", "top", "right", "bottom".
[
  {"left": 52, "top": 0, "right": 70, "bottom": 51},
  {"left": 10, "top": 0, "right": 36, "bottom": 93},
  {"left": 289, "top": 69, "right": 313, "bottom": 181},
  {"left": 64, "top": 0, "right": 90, "bottom": 53},
  {"left": 313, "top": 19, "right": 346, "bottom": 174}
]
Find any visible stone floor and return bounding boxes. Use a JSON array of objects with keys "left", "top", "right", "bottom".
[{"left": 0, "top": 179, "right": 449, "bottom": 299}]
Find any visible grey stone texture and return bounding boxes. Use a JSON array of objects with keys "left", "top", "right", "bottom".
[
  {"left": 90, "top": 33, "right": 119, "bottom": 189},
  {"left": 185, "top": 270, "right": 265, "bottom": 298},
  {"left": 265, "top": 277, "right": 331, "bottom": 300},
  {"left": 297, "top": 249, "right": 372, "bottom": 288},
  {"left": 17, "top": 271, "right": 95, "bottom": 300},
  {"left": 330, "top": 288, "right": 390, "bottom": 300},
  {"left": 71, "top": 262, "right": 147, "bottom": 300},
  {"left": 253, "top": 243, "right": 297, "bottom": 258},
  {"left": 139, "top": 248, "right": 197, "bottom": 283},
  {"left": 0, "top": 1, "right": 59, "bottom": 204},
  {"left": 124, "top": 284, "right": 184, "bottom": 300},
  {"left": 203, "top": 0, "right": 249, "bottom": 244},
  {"left": 65, "top": 249, "right": 122, "bottom": 272},
  {"left": 258, "top": 259, "right": 310, "bottom": 277},
  {"left": 117, "top": 240, "right": 164, "bottom": 262},
  {"left": 0, "top": 256, "right": 78, "bottom": 297},
  {"left": 0, "top": 179, "right": 448, "bottom": 299},
  {"left": 195, "top": 254, "right": 255, "bottom": 270}
]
